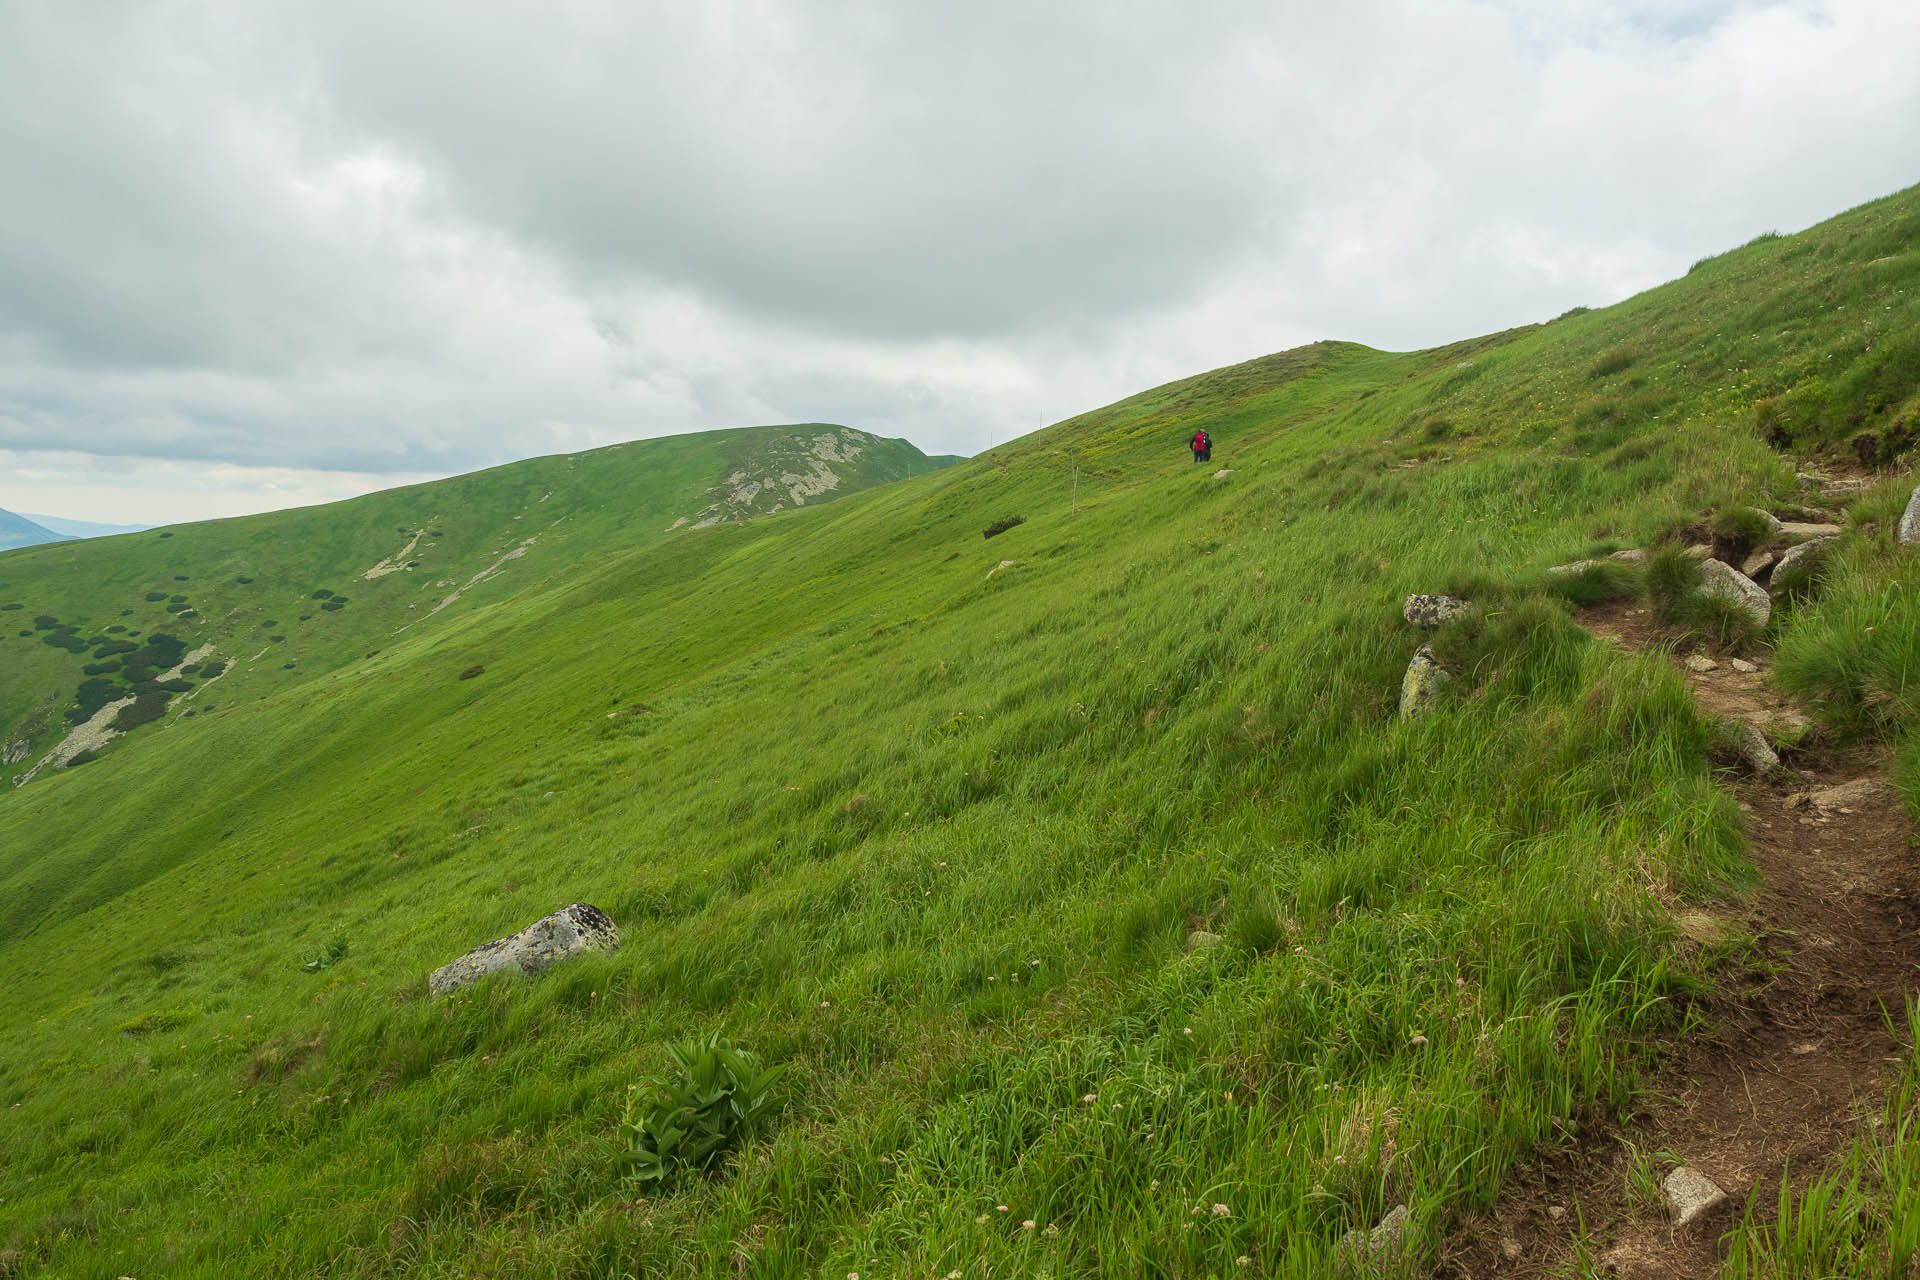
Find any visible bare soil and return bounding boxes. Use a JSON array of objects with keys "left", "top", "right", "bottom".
[{"left": 1439, "top": 600, "right": 1920, "bottom": 1279}]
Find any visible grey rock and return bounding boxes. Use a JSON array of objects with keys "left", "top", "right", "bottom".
[
  {"left": 1780, "top": 521, "right": 1844, "bottom": 543},
  {"left": 1339, "top": 1203, "right": 1411, "bottom": 1265},
  {"left": 1212, "top": 468, "right": 1233, "bottom": 480},
  {"left": 1683, "top": 654, "right": 1718, "bottom": 673},
  {"left": 1698, "top": 558, "right": 1771, "bottom": 629},
  {"left": 1772, "top": 535, "right": 1835, "bottom": 587},
  {"left": 1399, "top": 645, "right": 1454, "bottom": 719},
  {"left": 1740, "top": 547, "right": 1777, "bottom": 578},
  {"left": 1745, "top": 507, "right": 1785, "bottom": 538},
  {"left": 1547, "top": 559, "right": 1599, "bottom": 575},
  {"left": 1902, "top": 486, "right": 1920, "bottom": 546},
  {"left": 1682, "top": 543, "right": 1713, "bottom": 560},
  {"left": 1663, "top": 1166, "right": 1727, "bottom": 1228},
  {"left": 1402, "top": 594, "right": 1469, "bottom": 628},
  {"left": 1720, "top": 721, "right": 1780, "bottom": 774},
  {"left": 1730, "top": 658, "right": 1759, "bottom": 674},
  {"left": 1609, "top": 548, "right": 1649, "bottom": 564},
  {"left": 1787, "top": 778, "right": 1889, "bottom": 815},
  {"left": 429, "top": 903, "right": 618, "bottom": 998}
]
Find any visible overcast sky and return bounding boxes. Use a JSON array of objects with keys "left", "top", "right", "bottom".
[{"left": 1, "top": 0, "right": 1917, "bottom": 524}]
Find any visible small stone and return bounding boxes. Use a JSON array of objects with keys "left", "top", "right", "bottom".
[
  {"left": 1683, "top": 543, "right": 1713, "bottom": 560},
  {"left": 1547, "top": 559, "right": 1599, "bottom": 575},
  {"left": 1402, "top": 594, "right": 1470, "bottom": 628},
  {"left": 1801, "top": 778, "right": 1889, "bottom": 813},
  {"left": 1546, "top": 1205, "right": 1566, "bottom": 1222},
  {"left": 1698, "top": 558, "right": 1771, "bottom": 629},
  {"left": 1187, "top": 930, "right": 1224, "bottom": 951},
  {"left": 1338, "top": 1204, "right": 1410, "bottom": 1263},
  {"left": 1730, "top": 658, "right": 1759, "bottom": 673},
  {"left": 1663, "top": 1166, "right": 1728, "bottom": 1227},
  {"left": 1609, "top": 548, "right": 1649, "bottom": 564},
  {"left": 1684, "top": 654, "right": 1719, "bottom": 673},
  {"left": 1500, "top": 1237, "right": 1523, "bottom": 1261},
  {"left": 1213, "top": 468, "right": 1233, "bottom": 480},
  {"left": 985, "top": 559, "right": 1017, "bottom": 579},
  {"left": 1720, "top": 720, "right": 1780, "bottom": 774},
  {"left": 1741, "top": 547, "right": 1777, "bottom": 578}
]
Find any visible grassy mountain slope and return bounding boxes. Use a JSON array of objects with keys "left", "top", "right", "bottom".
[
  {"left": 0, "top": 186, "right": 1917, "bottom": 1278},
  {"left": 0, "top": 508, "right": 71, "bottom": 552},
  {"left": 0, "top": 424, "right": 955, "bottom": 791}
]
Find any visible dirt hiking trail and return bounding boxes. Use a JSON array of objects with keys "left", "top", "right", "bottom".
[{"left": 1441, "top": 600, "right": 1920, "bottom": 1279}]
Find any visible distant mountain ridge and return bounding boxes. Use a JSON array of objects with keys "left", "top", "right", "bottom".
[
  {"left": 0, "top": 507, "right": 72, "bottom": 551},
  {"left": 20, "top": 514, "right": 154, "bottom": 539}
]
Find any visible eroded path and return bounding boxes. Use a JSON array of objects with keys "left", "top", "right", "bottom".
[{"left": 1442, "top": 602, "right": 1920, "bottom": 1279}]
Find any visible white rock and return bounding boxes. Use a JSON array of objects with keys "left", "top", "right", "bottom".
[
  {"left": 1722, "top": 721, "right": 1780, "bottom": 773},
  {"left": 1730, "top": 658, "right": 1759, "bottom": 674},
  {"left": 1698, "top": 559, "right": 1771, "bottom": 629},
  {"left": 1684, "top": 654, "right": 1719, "bottom": 673},
  {"left": 1741, "top": 548, "right": 1777, "bottom": 578},
  {"left": 1663, "top": 1167, "right": 1727, "bottom": 1228},
  {"left": 1548, "top": 559, "right": 1599, "bottom": 575},
  {"left": 1772, "top": 536, "right": 1835, "bottom": 589},
  {"left": 1609, "top": 548, "right": 1649, "bottom": 564},
  {"left": 1780, "top": 521, "right": 1844, "bottom": 543},
  {"left": 429, "top": 903, "right": 619, "bottom": 998},
  {"left": 1212, "top": 468, "right": 1233, "bottom": 480},
  {"left": 1901, "top": 486, "right": 1920, "bottom": 547}
]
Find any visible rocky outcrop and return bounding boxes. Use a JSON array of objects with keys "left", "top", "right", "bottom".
[
  {"left": 1402, "top": 594, "right": 1469, "bottom": 629},
  {"left": 1400, "top": 645, "right": 1454, "bottom": 719},
  {"left": 1779, "top": 521, "right": 1843, "bottom": 543},
  {"left": 1697, "top": 558, "right": 1771, "bottom": 629},
  {"left": 1772, "top": 535, "right": 1835, "bottom": 587},
  {"left": 429, "top": 903, "right": 618, "bottom": 998},
  {"left": 1609, "top": 548, "right": 1649, "bottom": 564}
]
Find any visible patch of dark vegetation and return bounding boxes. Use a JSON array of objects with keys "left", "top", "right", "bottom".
[
  {"left": 105, "top": 625, "right": 125, "bottom": 634},
  {"left": 66, "top": 749, "right": 99, "bottom": 767},
  {"left": 168, "top": 594, "right": 186, "bottom": 603},
  {"left": 181, "top": 664, "right": 200, "bottom": 675},
  {"left": 311, "top": 589, "right": 334, "bottom": 600},
  {"left": 157, "top": 679, "right": 193, "bottom": 694},
  {"left": 235, "top": 576, "right": 253, "bottom": 585},
  {"left": 157, "top": 531, "right": 172, "bottom": 538},
  {"left": 42, "top": 632, "right": 88, "bottom": 654},
  {"left": 430, "top": 530, "right": 443, "bottom": 537},
  {"left": 145, "top": 591, "right": 167, "bottom": 602},
  {"left": 1588, "top": 347, "right": 1642, "bottom": 379},
  {"left": 172, "top": 575, "right": 187, "bottom": 582},
  {"left": 199, "top": 659, "right": 228, "bottom": 679},
  {"left": 281, "top": 661, "right": 296, "bottom": 670},
  {"left": 93, "top": 641, "right": 136, "bottom": 659},
  {"left": 458, "top": 665, "right": 485, "bottom": 680},
  {"left": 82, "top": 661, "right": 122, "bottom": 676},
  {"left": 982, "top": 515, "right": 1026, "bottom": 539},
  {"left": 33, "top": 615, "right": 58, "bottom": 629},
  {"left": 113, "top": 692, "right": 170, "bottom": 731},
  {"left": 321, "top": 600, "right": 345, "bottom": 612},
  {"left": 69, "top": 679, "right": 120, "bottom": 723},
  {"left": 1555, "top": 305, "right": 1592, "bottom": 321},
  {"left": 270, "top": 635, "right": 286, "bottom": 643},
  {"left": 262, "top": 619, "right": 278, "bottom": 628},
  {"left": 0, "top": 603, "right": 18, "bottom": 611},
  {"left": 119, "top": 665, "right": 156, "bottom": 685}
]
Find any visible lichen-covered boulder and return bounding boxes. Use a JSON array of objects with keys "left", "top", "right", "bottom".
[
  {"left": 1402, "top": 594, "right": 1469, "bottom": 629},
  {"left": 1772, "top": 535, "right": 1835, "bottom": 590},
  {"left": 1400, "top": 644, "right": 1454, "bottom": 719},
  {"left": 1698, "top": 558, "right": 1770, "bottom": 629},
  {"left": 429, "top": 903, "right": 618, "bottom": 998}
]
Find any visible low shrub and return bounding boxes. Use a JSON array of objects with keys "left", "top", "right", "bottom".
[
  {"left": 157, "top": 679, "right": 193, "bottom": 694},
  {"left": 113, "top": 691, "right": 170, "bottom": 732},
  {"left": 93, "top": 640, "right": 136, "bottom": 658},
  {"left": 982, "top": 515, "right": 1026, "bottom": 539},
  {"left": 321, "top": 600, "right": 345, "bottom": 612},
  {"left": 615, "top": 1034, "right": 786, "bottom": 1186},
  {"left": 199, "top": 659, "right": 228, "bottom": 679},
  {"left": 41, "top": 633, "right": 88, "bottom": 653},
  {"left": 0, "top": 602, "right": 18, "bottom": 611},
  {"left": 311, "top": 589, "right": 334, "bottom": 600},
  {"left": 32, "top": 615, "right": 58, "bottom": 629},
  {"left": 82, "top": 661, "right": 122, "bottom": 676},
  {"left": 145, "top": 592, "right": 167, "bottom": 602},
  {"left": 458, "top": 665, "right": 484, "bottom": 680}
]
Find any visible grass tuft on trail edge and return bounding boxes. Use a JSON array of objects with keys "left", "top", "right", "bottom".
[{"left": 0, "top": 183, "right": 1918, "bottom": 1277}]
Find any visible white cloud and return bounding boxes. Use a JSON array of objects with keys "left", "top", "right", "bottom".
[{"left": 0, "top": 0, "right": 1915, "bottom": 521}]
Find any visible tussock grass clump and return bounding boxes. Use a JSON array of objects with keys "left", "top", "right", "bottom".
[
  {"left": 1544, "top": 560, "right": 1641, "bottom": 607},
  {"left": 1643, "top": 545, "right": 1704, "bottom": 621},
  {"left": 1709, "top": 504, "right": 1775, "bottom": 560},
  {"left": 1428, "top": 595, "right": 1587, "bottom": 703},
  {"left": 1588, "top": 347, "right": 1642, "bottom": 379},
  {"left": 1775, "top": 556, "right": 1920, "bottom": 740}
]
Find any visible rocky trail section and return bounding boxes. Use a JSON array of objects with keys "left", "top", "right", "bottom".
[{"left": 1441, "top": 599, "right": 1920, "bottom": 1279}]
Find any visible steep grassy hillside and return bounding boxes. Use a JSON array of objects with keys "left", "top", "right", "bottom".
[
  {"left": 0, "top": 186, "right": 1916, "bottom": 1279},
  {"left": 0, "top": 424, "right": 955, "bottom": 789}
]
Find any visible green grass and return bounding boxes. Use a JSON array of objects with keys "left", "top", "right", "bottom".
[{"left": 0, "top": 184, "right": 1916, "bottom": 1277}]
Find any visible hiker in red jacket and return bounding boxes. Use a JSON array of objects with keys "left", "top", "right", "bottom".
[{"left": 1190, "top": 429, "right": 1211, "bottom": 464}]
